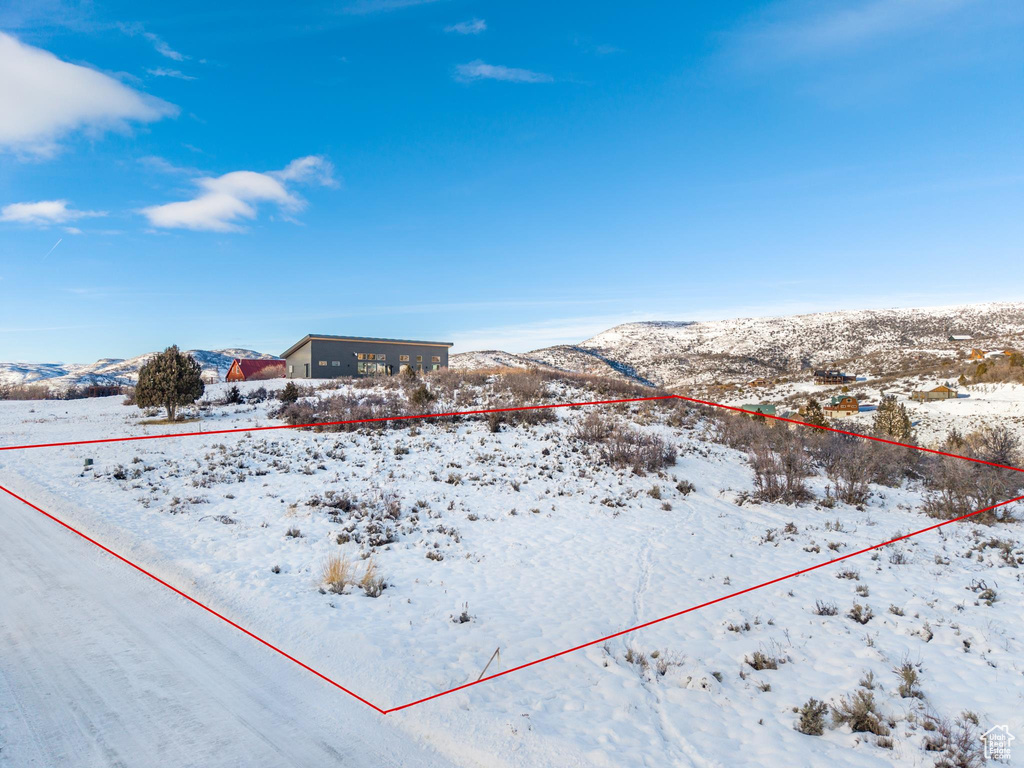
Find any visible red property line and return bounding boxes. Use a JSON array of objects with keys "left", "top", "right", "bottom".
[
  {"left": 672, "top": 394, "right": 1024, "bottom": 474},
  {"left": 2, "top": 480, "right": 1020, "bottom": 715},
  {"left": 3, "top": 392, "right": 1022, "bottom": 714},
  {"left": 2, "top": 392, "right": 1023, "bottom": 475},
  {"left": 0, "top": 482, "right": 386, "bottom": 715},
  {"left": 386, "top": 493, "right": 1024, "bottom": 713},
  {"left": 0, "top": 395, "right": 674, "bottom": 452}
]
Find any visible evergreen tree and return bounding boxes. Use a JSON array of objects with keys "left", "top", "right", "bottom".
[
  {"left": 803, "top": 398, "right": 827, "bottom": 427},
  {"left": 873, "top": 395, "right": 912, "bottom": 441},
  {"left": 226, "top": 385, "right": 243, "bottom": 404},
  {"left": 135, "top": 345, "right": 204, "bottom": 421},
  {"left": 279, "top": 381, "right": 300, "bottom": 404}
]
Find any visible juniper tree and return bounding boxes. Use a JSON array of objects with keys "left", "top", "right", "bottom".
[
  {"left": 803, "top": 398, "right": 827, "bottom": 428},
  {"left": 135, "top": 345, "right": 204, "bottom": 421},
  {"left": 873, "top": 395, "right": 912, "bottom": 442},
  {"left": 279, "top": 381, "right": 300, "bottom": 404}
]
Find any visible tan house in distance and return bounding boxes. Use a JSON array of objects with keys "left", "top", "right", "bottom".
[
  {"left": 911, "top": 385, "right": 957, "bottom": 402},
  {"left": 824, "top": 395, "right": 859, "bottom": 418}
]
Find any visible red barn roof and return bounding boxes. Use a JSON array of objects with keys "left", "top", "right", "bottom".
[{"left": 227, "top": 358, "right": 285, "bottom": 381}]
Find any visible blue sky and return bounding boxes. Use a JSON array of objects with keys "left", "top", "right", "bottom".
[{"left": 1, "top": 0, "right": 1022, "bottom": 362}]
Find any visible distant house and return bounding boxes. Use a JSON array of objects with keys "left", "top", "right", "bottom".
[
  {"left": 741, "top": 403, "right": 776, "bottom": 417},
  {"left": 226, "top": 358, "right": 286, "bottom": 382},
  {"left": 813, "top": 369, "right": 856, "bottom": 385},
  {"left": 747, "top": 377, "right": 771, "bottom": 387},
  {"left": 911, "top": 385, "right": 957, "bottom": 402},
  {"left": 968, "top": 349, "right": 986, "bottom": 360},
  {"left": 824, "top": 395, "right": 859, "bottom": 418},
  {"left": 948, "top": 334, "right": 972, "bottom": 341}
]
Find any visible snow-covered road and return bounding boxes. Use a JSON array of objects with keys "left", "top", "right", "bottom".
[{"left": 0, "top": 489, "right": 454, "bottom": 768}]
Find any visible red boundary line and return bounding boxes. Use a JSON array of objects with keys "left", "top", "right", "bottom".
[
  {"left": 2, "top": 392, "right": 1022, "bottom": 715},
  {"left": 2, "top": 393, "right": 1021, "bottom": 475}
]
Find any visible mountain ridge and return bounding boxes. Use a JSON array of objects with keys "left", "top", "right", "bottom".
[{"left": 453, "top": 301, "right": 1024, "bottom": 388}]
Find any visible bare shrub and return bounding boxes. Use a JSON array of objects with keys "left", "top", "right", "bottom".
[
  {"left": 923, "top": 425, "right": 1023, "bottom": 523},
  {"left": 894, "top": 659, "right": 923, "bottom": 699},
  {"left": 814, "top": 600, "right": 838, "bottom": 616},
  {"left": 830, "top": 690, "right": 890, "bottom": 736},
  {"left": 926, "top": 714, "right": 986, "bottom": 768},
  {"left": 795, "top": 698, "right": 829, "bottom": 736},
  {"left": 848, "top": 603, "right": 874, "bottom": 624},
  {"left": 601, "top": 425, "right": 677, "bottom": 474},
  {"left": 745, "top": 650, "right": 779, "bottom": 670},
  {"left": 360, "top": 558, "right": 386, "bottom": 597},
  {"left": 748, "top": 438, "right": 813, "bottom": 504},
  {"left": 676, "top": 479, "right": 695, "bottom": 495},
  {"left": 0, "top": 383, "right": 56, "bottom": 400},
  {"left": 572, "top": 411, "right": 612, "bottom": 443}
]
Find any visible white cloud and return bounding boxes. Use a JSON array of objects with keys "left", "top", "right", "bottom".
[
  {"left": 740, "top": 0, "right": 971, "bottom": 57},
  {"left": 344, "top": 0, "right": 441, "bottom": 14},
  {"left": 454, "top": 60, "right": 553, "bottom": 83},
  {"left": 140, "top": 156, "right": 336, "bottom": 232},
  {"left": 144, "top": 31, "right": 186, "bottom": 61},
  {"left": 446, "top": 19, "right": 486, "bottom": 34},
  {"left": 273, "top": 155, "right": 339, "bottom": 187},
  {"left": 1, "top": 199, "right": 106, "bottom": 226},
  {"left": 0, "top": 32, "right": 177, "bottom": 157},
  {"left": 117, "top": 24, "right": 188, "bottom": 61},
  {"left": 147, "top": 67, "right": 196, "bottom": 80}
]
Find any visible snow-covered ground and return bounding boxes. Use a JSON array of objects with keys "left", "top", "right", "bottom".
[
  {"left": 0, "top": 488, "right": 457, "bottom": 768},
  {"left": 2, "top": 377, "right": 1023, "bottom": 767}
]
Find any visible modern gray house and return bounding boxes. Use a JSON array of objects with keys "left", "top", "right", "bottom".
[{"left": 281, "top": 334, "right": 454, "bottom": 379}]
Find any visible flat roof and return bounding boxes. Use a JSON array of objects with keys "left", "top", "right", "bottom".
[{"left": 281, "top": 334, "right": 454, "bottom": 358}]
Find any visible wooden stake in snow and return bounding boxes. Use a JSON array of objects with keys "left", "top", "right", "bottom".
[{"left": 477, "top": 647, "right": 501, "bottom": 682}]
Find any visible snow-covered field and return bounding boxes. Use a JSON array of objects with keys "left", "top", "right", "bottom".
[{"left": 2, "top": 376, "right": 1023, "bottom": 767}]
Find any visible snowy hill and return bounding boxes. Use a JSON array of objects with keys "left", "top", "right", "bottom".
[
  {"left": 453, "top": 302, "right": 1024, "bottom": 388},
  {"left": 0, "top": 348, "right": 274, "bottom": 391}
]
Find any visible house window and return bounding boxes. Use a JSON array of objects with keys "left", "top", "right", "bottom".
[
  {"left": 331, "top": 361, "right": 340, "bottom": 366},
  {"left": 288, "top": 365, "right": 294, "bottom": 375},
  {"left": 431, "top": 356, "right": 441, "bottom": 363},
  {"left": 399, "top": 355, "right": 409, "bottom": 362},
  {"left": 357, "top": 353, "right": 365, "bottom": 360},
  {"left": 377, "top": 353, "right": 386, "bottom": 361},
  {"left": 432, "top": 364, "right": 440, "bottom": 371},
  {"left": 416, "top": 355, "right": 422, "bottom": 362},
  {"left": 318, "top": 360, "right": 327, "bottom": 367}
]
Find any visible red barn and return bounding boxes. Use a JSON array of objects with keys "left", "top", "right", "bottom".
[{"left": 226, "top": 358, "right": 286, "bottom": 382}]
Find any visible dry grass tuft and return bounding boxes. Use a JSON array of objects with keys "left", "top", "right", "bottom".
[{"left": 322, "top": 554, "right": 354, "bottom": 593}]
